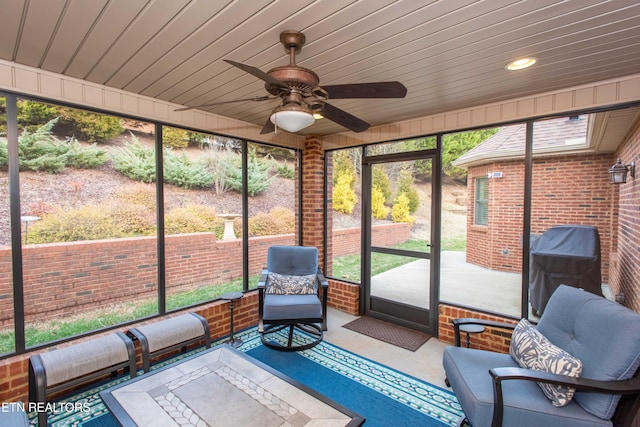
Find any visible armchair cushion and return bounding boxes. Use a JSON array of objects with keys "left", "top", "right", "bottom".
[
  {"left": 537, "top": 286, "right": 640, "bottom": 419},
  {"left": 266, "top": 272, "right": 317, "bottom": 295},
  {"left": 263, "top": 294, "right": 322, "bottom": 321},
  {"left": 510, "top": 318, "right": 582, "bottom": 407},
  {"left": 443, "top": 346, "right": 611, "bottom": 427},
  {"left": 267, "top": 245, "right": 318, "bottom": 275}
]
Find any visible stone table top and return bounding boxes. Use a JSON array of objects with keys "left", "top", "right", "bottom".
[{"left": 100, "top": 345, "right": 364, "bottom": 427}]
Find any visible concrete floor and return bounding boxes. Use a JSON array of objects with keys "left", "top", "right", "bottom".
[
  {"left": 332, "top": 251, "right": 611, "bottom": 390},
  {"left": 323, "top": 307, "right": 449, "bottom": 389},
  {"left": 341, "top": 250, "right": 523, "bottom": 391}
]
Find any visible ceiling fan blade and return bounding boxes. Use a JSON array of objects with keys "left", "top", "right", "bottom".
[
  {"left": 174, "top": 96, "right": 275, "bottom": 111},
  {"left": 321, "top": 102, "right": 370, "bottom": 133},
  {"left": 322, "top": 81, "right": 407, "bottom": 99},
  {"left": 224, "top": 59, "right": 289, "bottom": 92},
  {"left": 260, "top": 117, "right": 276, "bottom": 134}
]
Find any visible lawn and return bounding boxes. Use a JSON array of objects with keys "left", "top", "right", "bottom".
[
  {"left": 332, "top": 238, "right": 465, "bottom": 282},
  {"left": 0, "top": 275, "right": 258, "bottom": 354}
]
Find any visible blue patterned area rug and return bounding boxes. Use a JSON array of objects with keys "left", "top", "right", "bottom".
[{"left": 30, "top": 328, "right": 462, "bottom": 426}]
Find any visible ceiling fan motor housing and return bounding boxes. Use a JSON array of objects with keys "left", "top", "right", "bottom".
[{"left": 265, "top": 65, "right": 319, "bottom": 96}]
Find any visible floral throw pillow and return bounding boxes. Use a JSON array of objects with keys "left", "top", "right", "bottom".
[
  {"left": 266, "top": 272, "right": 317, "bottom": 295},
  {"left": 509, "top": 318, "right": 583, "bottom": 407}
]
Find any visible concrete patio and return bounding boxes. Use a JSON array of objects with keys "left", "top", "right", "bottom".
[
  {"left": 371, "top": 250, "right": 611, "bottom": 318},
  {"left": 372, "top": 250, "right": 522, "bottom": 317}
]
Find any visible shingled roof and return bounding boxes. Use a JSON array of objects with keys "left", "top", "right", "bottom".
[{"left": 454, "top": 115, "right": 589, "bottom": 168}]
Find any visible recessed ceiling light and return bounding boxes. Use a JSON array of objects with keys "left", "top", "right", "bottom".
[{"left": 506, "top": 57, "right": 537, "bottom": 71}]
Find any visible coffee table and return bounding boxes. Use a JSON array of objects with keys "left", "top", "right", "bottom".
[{"left": 100, "top": 345, "right": 364, "bottom": 426}]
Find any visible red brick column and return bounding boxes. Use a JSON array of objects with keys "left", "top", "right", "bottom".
[{"left": 301, "top": 136, "right": 325, "bottom": 263}]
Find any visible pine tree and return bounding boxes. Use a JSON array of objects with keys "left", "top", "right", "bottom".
[
  {"left": 332, "top": 169, "right": 357, "bottom": 214},
  {"left": 371, "top": 186, "right": 390, "bottom": 219},
  {"left": 392, "top": 192, "right": 414, "bottom": 224},
  {"left": 396, "top": 168, "right": 419, "bottom": 213}
]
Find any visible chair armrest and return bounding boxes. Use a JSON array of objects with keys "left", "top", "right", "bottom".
[
  {"left": 451, "top": 318, "right": 517, "bottom": 347},
  {"left": 491, "top": 367, "right": 640, "bottom": 394},
  {"left": 488, "top": 367, "right": 640, "bottom": 427},
  {"left": 317, "top": 270, "right": 329, "bottom": 288},
  {"left": 258, "top": 271, "right": 268, "bottom": 289}
]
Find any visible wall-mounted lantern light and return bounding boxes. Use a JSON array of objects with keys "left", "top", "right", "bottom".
[{"left": 609, "top": 158, "right": 635, "bottom": 184}]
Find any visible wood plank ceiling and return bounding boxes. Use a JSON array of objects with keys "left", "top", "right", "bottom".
[{"left": 2, "top": 0, "right": 640, "bottom": 136}]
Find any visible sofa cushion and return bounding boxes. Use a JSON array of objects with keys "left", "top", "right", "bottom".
[
  {"left": 537, "top": 285, "right": 640, "bottom": 419},
  {"left": 510, "top": 319, "right": 582, "bottom": 407},
  {"left": 266, "top": 272, "right": 317, "bottom": 295}
]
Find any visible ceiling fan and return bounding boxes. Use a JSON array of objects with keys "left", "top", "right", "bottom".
[{"left": 175, "top": 30, "right": 407, "bottom": 134}]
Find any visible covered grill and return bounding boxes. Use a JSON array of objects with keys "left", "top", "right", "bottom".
[{"left": 529, "top": 225, "right": 602, "bottom": 315}]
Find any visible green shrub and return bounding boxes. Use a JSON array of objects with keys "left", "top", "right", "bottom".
[
  {"left": 17, "top": 118, "right": 68, "bottom": 172},
  {"left": 187, "top": 131, "right": 208, "bottom": 148},
  {"left": 392, "top": 192, "right": 414, "bottom": 225},
  {"left": 332, "top": 150, "right": 356, "bottom": 185},
  {"left": 65, "top": 140, "right": 108, "bottom": 169},
  {"left": 0, "top": 140, "right": 7, "bottom": 167},
  {"left": 114, "top": 184, "right": 157, "bottom": 210},
  {"left": 332, "top": 169, "right": 357, "bottom": 214},
  {"left": 59, "top": 108, "right": 124, "bottom": 143},
  {"left": 396, "top": 168, "right": 419, "bottom": 213},
  {"left": 28, "top": 205, "right": 123, "bottom": 243},
  {"left": 15, "top": 118, "right": 107, "bottom": 173},
  {"left": 163, "top": 150, "right": 214, "bottom": 189},
  {"left": 269, "top": 206, "right": 295, "bottom": 233},
  {"left": 162, "top": 127, "right": 189, "bottom": 149},
  {"left": 201, "top": 149, "right": 233, "bottom": 195},
  {"left": 111, "top": 134, "right": 156, "bottom": 182},
  {"left": 165, "top": 204, "right": 221, "bottom": 235},
  {"left": 248, "top": 207, "right": 295, "bottom": 236},
  {"left": 275, "top": 160, "right": 295, "bottom": 179},
  {"left": 110, "top": 203, "right": 156, "bottom": 235},
  {"left": 165, "top": 208, "right": 209, "bottom": 234},
  {"left": 181, "top": 204, "right": 219, "bottom": 227},
  {"left": 372, "top": 165, "right": 392, "bottom": 204},
  {"left": 371, "top": 186, "right": 390, "bottom": 219},
  {"left": 17, "top": 100, "right": 58, "bottom": 132},
  {"left": 225, "top": 149, "right": 275, "bottom": 196}
]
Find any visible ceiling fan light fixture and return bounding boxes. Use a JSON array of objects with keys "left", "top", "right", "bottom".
[
  {"left": 506, "top": 57, "right": 537, "bottom": 71},
  {"left": 270, "top": 106, "right": 315, "bottom": 133}
]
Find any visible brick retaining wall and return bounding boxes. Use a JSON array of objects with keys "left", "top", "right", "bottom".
[
  {"left": 0, "top": 233, "right": 295, "bottom": 325},
  {"left": 331, "top": 223, "right": 411, "bottom": 257},
  {"left": 0, "top": 223, "right": 408, "bottom": 326}
]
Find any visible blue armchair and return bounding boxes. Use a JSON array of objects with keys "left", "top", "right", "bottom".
[
  {"left": 258, "top": 245, "right": 328, "bottom": 351},
  {"left": 443, "top": 285, "right": 640, "bottom": 427}
]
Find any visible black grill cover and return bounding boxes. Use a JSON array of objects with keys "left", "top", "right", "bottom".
[{"left": 529, "top": 225, "right": 602, "bottom": 315}]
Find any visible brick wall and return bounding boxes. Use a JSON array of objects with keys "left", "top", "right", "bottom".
[
  {"left": 609, "top": 120, "right": 640, "bottom": 312},
  {"left": 327, "top": 279, "right": 360, "bottom": 315},
  {"left": 0, "top": 291, "right": 260, "bottom": 404},
  {"left": 438, "top": 304, "right": 516, "bottom": 353},
  {"left": 467, "top": 153, "right": 615, "bottom": 281},
  {"left": 0, "top": 234, "right": 295, "bottom": 325}
]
